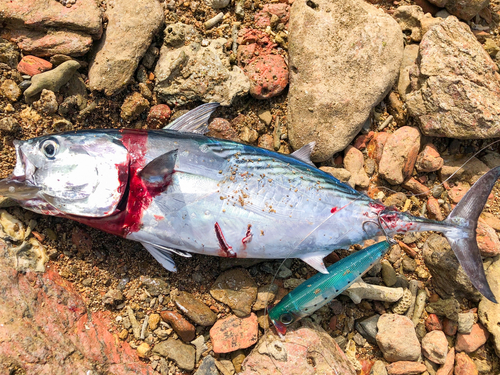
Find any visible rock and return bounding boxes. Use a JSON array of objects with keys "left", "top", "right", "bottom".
[
  {"left": 425, "top": 314, "right": 443, "bottom": 332},
  {"left": 415, "top": 144, "right": 443, "bottom": 173},
  {"left": 0, "top": 79, "right": 21, "bottom": 102},
  {"left": 153, "top": 337, "right": 195, "bottom": 371},
  {"left": 376, "top": 314, "right": 421, "bottom": 362},
  {"left": 479, "top": 256, "right": 500, "bottom": 356},
  {"left": 379, "top": 127, "right": 421, "bottom": 185},
  {"left": 210, "top": 268, "right": 257, "bottom": 317},
  {"left": 136, "top": 342, "right": 151, "bottom": 359},
  {"left": 195, "top": 355, "right": 219, "bottom": 375},
  {"left": 17, "top": 55, "right": 52, "bottom": 76},
  {"left": 0, "top": 210, "right": 25, "bottom": 241},
  {"left": 454, "top": 352, "right": 478, "bottom": 375},
  {"left": 24, "top": 60, "right": 80, "bottom": 101},
  {"left": 476, "top": 222, "right": 500, "bottom": 257},
  {"left": 422, "top": 330, "right": 448, "bottom": 364},
  {"left": 0, "top": 117, "right": 20, "bottom": 133},
  {"left": 427, "top": 197, "right": 443, "bottom": 221},
  {"left": 253, "top": 283, "right": 278, "bottom": 311},
  {"left": 244, "top": 54, "right": 288, "bottom": 99},
  {"left": 439, "top": 157, "right": 489, "bottom": 185},
  {"left": 398, "top": 44, "right": 420, "bottom": 101},
  {"left": 480, "top": 212, "right": 500, "bottom": 231},
  {"left": 428, "top": 0, "right": 489, "bottom": 21},
  {"left": 210, "top": 313, "right": 258, "bottom": 354},
  {"left": 356, "top": 314, "right": 380, "bottom": 344},
  {"left": 480, "top": 151, "right": 500, "bottom": 170},
  {"left": 258, "top": 134, "right": 274, "bottom": 150},
  {"left": 149, "top": 313, "right": 161, "bottom": 331},
  {"left": 427, "top": 298, "right": 461, "bottom": 321},
  {"left": 155, "top": 25, "right": 249, "bottom": 106},
  {"left": 344, "top": 146, "right": 370, "bottom": 189},
  {"left": 385, "top": 361, "right": 427, "bottom": 375},
  {"left": 320, "top": 167, "right": 352, "bottom": 184},
  {"left": 32, "top": 89, "right": 58, "bottom": 114},
  {"left": 254, "top": 3, "right": 290, "bottom": 29},
  {"left": 393, "top": 5, "right": 425, "bottom": 42},
  {"left": 140, "top": 275, "right": 169, "bottom": 296},
  {"left": 88, "top": 0, "right": 163, "bottom": 95},
  {"left": 436, "top": 347, "right": 454, "bottom": 375},
  {"left": 240, "top": 320, "right": 356, "bottom": 375},
  {"left": 102, "top": 289, "right": 124, "bottom": 306},
  {"left": 455, "top": 323, "right": 489, "bottom": 353},
  {"left": 207, "top": 0, "right": 230, "bottom": 9},
  {"left": 0, "top": 38, "right": 20, "bottom": 68},
  {"left": 423, "top": 234, "right": 482, "bottom": 302},
  {"left": 146, "top": 104, "right": 172, "bottom": 128},
  {"left": 367, "top": 132, "right": 390, "bottom": 163},
  {"left": 381, "top": 260, "right": 397, "bottom": 287},
  {"left": 120, "top": 92, "right": 149, "bottom": 121},
  {"left": 406, "top": 17, "right": 500, "bottom": 139},
  {"left": 457, "top": 312, "right": 474, "bottom": 334},
  {"left": 370, "top": 360, "right": 388, "bottom": 375},
  {"left": 384, "top": 193, "right": 408, "bottom": 209},
  {"left": 207, "top": 118, "right": 240, "bottom": 141},
  {"left": 160, "top": 310, "right": 195, "bottom": 342},
  {"left": 443, "top": 318, "right": 458, "bottom": 337},
  {"left": 173, "top": 291, "right": 217, "bottom": 326},
  {"left": 287, "top": 0, "right": 403, "bottom": 162}
]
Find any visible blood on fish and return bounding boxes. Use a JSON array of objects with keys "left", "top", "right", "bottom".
[
  {"left": 154, "top": 215, "right": 165, "bottom": 221},
  {"left": 330, "top": 207, "right": 339, "bottom": 214},
  {"left": 369, "top": 202, "right": 385, "bottom": 213},
  {"left": 241, "top": 224, "right": 252, "bottom": 250},
  {"left": 215, "top": 222, "right": 236, "bottom": 258}
]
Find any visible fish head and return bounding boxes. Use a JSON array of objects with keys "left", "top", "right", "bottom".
[
  {"left": 268, "top": 303, "right": 300, "bottom": 336},
  {"left": 0, "top": 132, "right": 130, "bottom": 217}
]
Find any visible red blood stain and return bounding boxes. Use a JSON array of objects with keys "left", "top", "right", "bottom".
[
  {"left": 330, "top": 207, "right": 339, "bottom": 214},
  {"left": 241, "top": 225, "right": 252, "bottom": 250},
  {"left": 215, "top": 222, "right": 236, "bottom": 258},
  {"left": 369, "top": 202, "right": 385, "bottom": 213},
  {"left": 154, "top": 215, "right": 165, "bottom": 221}
]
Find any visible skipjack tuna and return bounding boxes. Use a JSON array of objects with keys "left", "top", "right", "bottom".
[
  {"left": 1, "top": 103, "right": 499, "bottom": 302},
  {"left": 269, "top": 240, "right": 392, "bottom": 335}
]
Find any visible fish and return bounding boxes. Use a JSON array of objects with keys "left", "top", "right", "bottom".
[
  {"left": 269, "top": 240, "right": 392, "bottom": 335},
  {"left": 0, "top": 102, "right": 499, "bottom": 302}
]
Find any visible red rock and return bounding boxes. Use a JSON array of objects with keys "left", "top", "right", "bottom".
[
  {"left": 422, "top": 330, "right": 448, "bottom": 364},
  {"left": 442, "top": 318, "right": 458, "bottom": 337},
  {"left": 448, "top": 183, "right": 468, "bottom": 204},
  {"left": 476, "top": 221, "right": 500, "bottom": 257},
  {"left": 258, "top": 134, "right": 274, "bottom": 150},
  {"left": 425, "top": 314, "right": 443, "bottom": 332},
  {"left": 386, "top": 361, "right": 427, "bottom": 375},
  {"left": 207, "top": 118, "right": 240, "bottom": 141},
  {"left": 427, "top": 197, "right": 443, "bottom": 221},
  {"left": 329, "top": 316, "right": 338, "bottom": 330},
  {"left": 254, "top": 3, "right": 290, "bottom": 29},
  {"left": 353, "top": 132, "right": 374, "bottom": 150},
  {"left": 415, "top": 143, "right": 443, "bottom": 172},
  {"left": 402, "top": 177, "right": 430, "bottom": 196},
  {"left": 160, "top": 310, "right": 195, "bottom": 342},
  {"left": 237, "top": 28, "right": 274, "bottom": 66},
  {"left": 17, "top": 55, "right": 52, "bottom": 76},
  {"left": 245, "top": 54, "right": 289, "bottom": 99},
  {"left": 379, "top": 127, "right": 421, "bottom": 185},
  {"left": 436, "top": 347, "right": 454, "bottom": 375},
  {"left": 210, "top": 313, "right": 258, "bottom": 353},
  {"left": 480, "top": 212, "right": 500, "bottom": 231},
  {"left": 71, "top": 226, "right": 93, "bottom": 254},
  {"left": 455, "top": 323, "right": 489, "bottom": 353},
  {"left": 367, "top": 132, "right": 389, "bottom": 163},
  {"left": 146, "top": 104, "right": 171, "bottom": 128},
  {"left": 454, "top": 352, "right": 478, "bottom": 375}
]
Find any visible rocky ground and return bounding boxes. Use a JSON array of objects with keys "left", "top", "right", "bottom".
[{"left": 1, "top": 0, "right": 500, "bottom": 374}]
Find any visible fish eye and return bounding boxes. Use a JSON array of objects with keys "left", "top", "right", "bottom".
[
  {"left": 41, "top": 139, "right": 59, "bottom": 159},
  {"left": 280, "top": 313, "right": 294, "bottom": 325}
]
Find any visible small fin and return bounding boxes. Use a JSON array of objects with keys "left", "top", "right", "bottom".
[
  {"left": 139, "top": 150, "right": 178, "bottom": 192},
  {"left": 444, "top": 165, "right": 500, "bottom": 303},
  {"left": 300, "top": 254, "right": 328, "bottom": 274},
  {"left": 291, "top": 142, "right": 316, "bottom": 167},
  {"left": 141, "top": 242, "right": 178, "bottom": 272},
  {"left": 163, "top": 103, "right": 220, "bottom": 134},
  {"left": 141, "top": 240, "right": 192, "bottom": 258}
]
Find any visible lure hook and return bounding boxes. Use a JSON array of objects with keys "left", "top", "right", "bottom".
[{"left": 361, "top": 210, "right": 397, "bottom": 246}]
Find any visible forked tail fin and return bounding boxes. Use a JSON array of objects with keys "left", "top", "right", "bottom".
[{"left": 444, "top": 166, "right": 500, "bottom": 303}]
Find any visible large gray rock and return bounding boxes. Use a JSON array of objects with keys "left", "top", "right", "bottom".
[
  {"left": 287, "top": 0, "right": 403, "bottom": 162},
  {"left": 88, "top": 0, "right": 164, "bottom": 95},
  {"left": 427, "top": 0, "right": 488, "bottom": 21},
  {"left": 407, "top": 16, "right": 500, "bottom": 139},
  {"left": 154, "top": 23, "right": 249, "bottom": 106}
]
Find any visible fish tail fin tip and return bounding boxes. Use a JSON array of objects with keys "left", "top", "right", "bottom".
[{"left": 444, "top": 166, "right": 500, "bottom": 303}]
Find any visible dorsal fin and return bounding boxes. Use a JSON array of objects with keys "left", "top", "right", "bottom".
[
  {"left": 163, "top": 103, "right": 220, "bottom": 134},
  {"left": 291, "top": 142, "right": 316, "bottom": 167},
  {"left": 139, "top": 150, "right": 178, "bottom": 193}
]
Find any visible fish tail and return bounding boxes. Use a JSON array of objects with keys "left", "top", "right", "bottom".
[{"left": 443, "top": 165, "right": 500, "bottom": 303}]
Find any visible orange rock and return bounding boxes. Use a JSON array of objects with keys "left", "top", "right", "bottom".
[{"left": 17, "top": 55, "right": 52, "bottom": 76}]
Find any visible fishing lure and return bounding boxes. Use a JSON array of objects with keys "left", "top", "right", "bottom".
[{"left": 0, "top": 103, "right": 498, "bottom": 302}]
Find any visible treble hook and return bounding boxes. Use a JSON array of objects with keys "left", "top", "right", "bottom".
[{"left": 362, "top": 210, "right": 397, "bottom": 246}]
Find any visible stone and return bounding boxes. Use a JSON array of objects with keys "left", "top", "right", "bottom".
[
  {"left": 422, "top": 330, "right": 448, "bottom": 364},
  {"left": 146, "top": 104, "right": 171, "bottom": 128},
  {"left": 376, "top": 314, "right": 421, "bottom": 362},
  {"left": 287, "top": 0, "right": 403, "bottom": 162},
  {"left": 32, "top": 89, "right": 58, "bottom": 114},
  {"left": 0, "top": 117, "right": 20, "bottom": 133},
  {"left": 173, "top": 291, "right": 217, "bottom": 326},
  {"left": 455, "top": 323, "right": 489, "bottom": 353},
  {"left": 436, "top": 347, "right": 454, "bottom": 375},
  {"left": 254, "top": 4, "right": 290, "bottom": 29},
  {"left": 415, "top": 144, "right": 444, "bottom": 173},
  {"left": 344, "top": 146, "right": 370, "bottom": 189},
  {"left": 88, "top": 0, "right": 163, "bottom": 95},
  {"left": 210, "top": 313, "right": 258, "bottom": 354},
  {"left": 0, "top": 79, "right": 21, "bottom": 102},
  {"left": 476, "top": 222, "right": 500, "bottom": 257},
  {"left": 153, "top": 337, "right": 195, "bottom": 371},
  {"left": 140, "top": 275, "right": 169, "bottom": 296},
  {"left": 393, "top": 5, "right": 425, "bottom": 42},
  {"left": 480, "top": 151, "right": 500, "bottom": 170},
  {"left": 427, "top": 197, "right": 443, "bottom": 221},
  {"left": 17, "top": 55, "right": 52, "bottom": 76},
  {"left": 136, "top": 342, "right": 151, "bottom": 358},
  {"left": 427, "top": 299, "right": 461, "bottom": 321},
  {"left": 24, "top": 60, "right": 80, "bottom": 101},
  {"left": 240, "top": 320, "right": 356, "bottom": 375},
  {"left": 480, "top": 212, "right": 500, "bottom": 231},
  {"left": 0, "top": 38, "right": 20, "bottom": 68},
  {"left": 457, "top": 312, "right": 474, "bottom": 334},
  {"left": 442, "top": 318, "right": 458, "bottom": 337},
  {"left": 398, "top": 44, "right": 419, "bottom": 101},
  {"left": 155, "top": 26, "right": 249, "bottom": 106},
  {"left": 479, "top": 256, "right": 500, "bottom": 356},
  {"left": 149, "top": 313, "right": 161, "bottom": 331},
  {"left": 406, "top": 17, "right": 500, "bottom": 139},
  {"left": 454, "top": 352, "right": 478, "bottom": 375},
  {"left": 120, "top": 92, "right": 149, "bottom": 121},
  {"left": 195, "top": 355, "right": 219, "bottom": 375},
  {"left": 207, "top": 118, "right": 240, "bottom": 141},
  {"left": 370, "top": 360, "right": 388, "bottom": 375},
  {"left": 425, "top": 314, "right": 443, "bottom": 332},
  {"left": 384, "top": 193, "right": 407, "bottom": 209},
  {"left": 433, "top": 0, "right": 489, "bottom": 21},
  {"left": 191, "top": 335, "right": 207, "bottom": 363},
  {"left": 244, "top": 54, "right": 288, "bottom": 99},
  {"left": 258, "top": 134, "right": 274, "bottom": 150},
  {"left": 385, "top": 361, "right": 427, "bottom": 375},
  {"left": 253, "top": 283, "right": 278, "bottom": 311},
  {"left": 367, "top": 132, "right": 390, "bottom": 163},
  {"left": 439, "top": 157, "right": 489, "bottom": 185},
  {"left": 379, "top": 127, "right": 421, "bottom": 185},
  {"left": 102, "top": 289, "right": 124, "bottom": 306},
  {"left": 381, "top": 260, "right": 397, "bottom": 287},
  {"left": 423, "top": 234, "right": 482, "bottom": 302},
  {"left": 210, "top": 268, "right": 257, "bottom": 317},
  {"left": 207, "top": 0, "right": 230, "bottom": 9},
  {"left": 320, "top": 167, "right": 351, "bottom": 184},
  {"left": 356, "top": 314, "right": 380, "bottom": 344},
  {"left": 160, "top": 310, "right": 195, "bottom": 342}
]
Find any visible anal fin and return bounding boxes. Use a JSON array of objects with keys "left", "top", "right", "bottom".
[
  {"left": 300, "top": 254, "right": 328, "bottom": 274},
  {"left": 141, "top": 242, "right": 178, "bottom": 272},
  {"left": 141, "top": 240, "right": 192, "bottom": 258}
]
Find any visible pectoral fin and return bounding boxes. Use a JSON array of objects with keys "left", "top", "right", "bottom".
[
  {"left": 300, "top": 254, "right": 328, "bottom": 274},
  {"left": 139, "top": 150, "right": 178, "bottom": 193}
]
